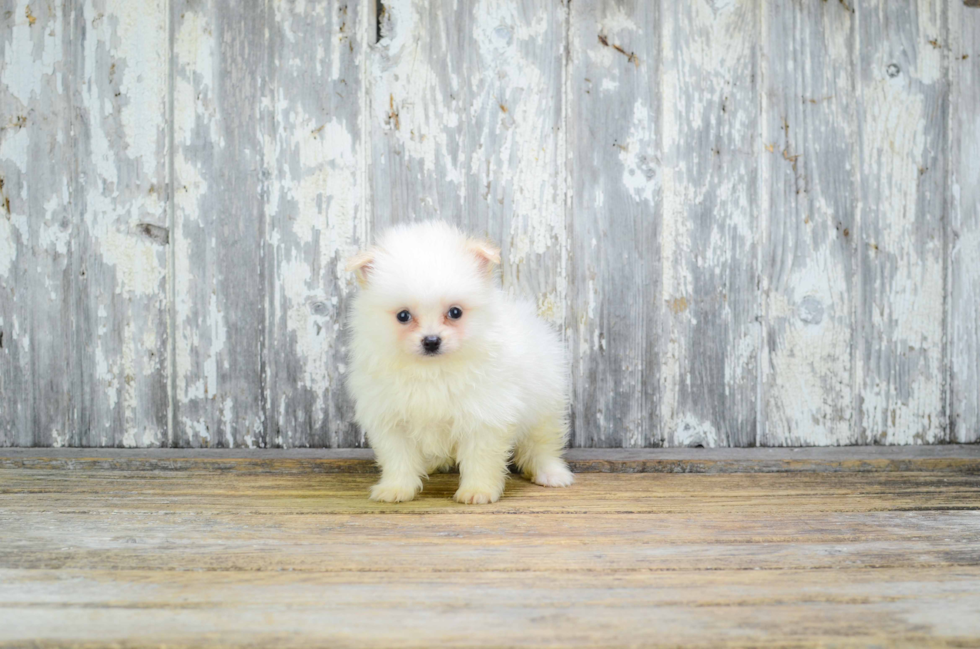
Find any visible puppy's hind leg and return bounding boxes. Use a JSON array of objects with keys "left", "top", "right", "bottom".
[{"left": 514, "top": 415, "right": 574, "bottom": 488}]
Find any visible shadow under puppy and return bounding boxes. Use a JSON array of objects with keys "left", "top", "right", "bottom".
[{"left": 346, "top": 221, "right": 573, "bottom": 504}]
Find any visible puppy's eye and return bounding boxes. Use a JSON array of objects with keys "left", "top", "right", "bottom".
[
  {"left": 396, "top": 310, "right": 412, "bottom": 324},
  {"left": 447, "top": 306, "right": 463, "bottom": 320}
]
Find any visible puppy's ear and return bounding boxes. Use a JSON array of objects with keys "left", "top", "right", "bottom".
[
  {"left": 345, "top": 250, "right": 375, "bottom": 286},
  {"left": 466, "top": 239, "right": 501, "bottom": 276}
]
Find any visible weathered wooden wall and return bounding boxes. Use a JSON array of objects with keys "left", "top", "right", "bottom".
[{"left": 0, "top": 0, "right": 978, "bottom": 448}]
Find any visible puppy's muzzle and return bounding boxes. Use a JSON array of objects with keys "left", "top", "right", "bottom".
[{"left": 422, "top": 336, "right": 441, "bottom": 355}]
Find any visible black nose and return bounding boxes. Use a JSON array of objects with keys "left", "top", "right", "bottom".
[{"left": 422, "top": 336, "right": 441, "bottom": 354}]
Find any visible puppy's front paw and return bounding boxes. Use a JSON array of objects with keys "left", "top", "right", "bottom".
[
  {"left": 369, "top": 482, "right": 418, "bottom": 503},
  {"left": 531, "top": 462, "right": 574, "bottom": 488},
  {"left": 454, "top": 486, "right": 502, "bottom": 505}
]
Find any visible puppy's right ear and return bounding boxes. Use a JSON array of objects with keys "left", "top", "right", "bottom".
[
  {"left": 466, "top": 238, "right": 501, "bottom": 276},
  {"left": 345, "top": 250, "right": 375, "bottom": 287}
]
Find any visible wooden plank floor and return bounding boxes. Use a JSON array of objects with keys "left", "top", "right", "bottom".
[{"left": 2, "top": 461, "right": 980, "bottom": 647}]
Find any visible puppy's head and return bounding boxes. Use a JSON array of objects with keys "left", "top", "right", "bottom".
[{"left": 347, "top": 221, "right": 500, "bottom": 361}]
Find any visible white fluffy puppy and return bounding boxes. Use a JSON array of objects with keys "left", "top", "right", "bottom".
[{"left": 346, "top": 221, "right": 573, "bottom": 504}]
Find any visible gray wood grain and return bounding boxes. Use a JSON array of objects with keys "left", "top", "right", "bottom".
[
  {"left": 70, "top": 0, "right": 170, "bottom": 447},
  {"left": 949, "top": 2, "right": 980, "bottom": 443},
  {"left": 855, "top": 0, "right": 947, "bottom": 444},
  {"left": 659, "top": 0, "right": 760, "bottom": 448},
  {"left": 171, "top": 0, "right": 268, "bottom": 447},
  {"left": 370, "top": 0, "right": 567, "bottom": 321},
  {"left": 0, "top": 0, "right": 75, "bottom": 446},
  {"left": 263, "top": 1, "right": 366, "bottom": 448},
  {"left": 759, "top": 0, "right": 859, "bottom": 445},
  {"left": 566, "top": 1, "right": 660, "bottom": 447}
]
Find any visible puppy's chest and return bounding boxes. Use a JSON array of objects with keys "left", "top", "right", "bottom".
[
  {"left": 387, "top": 381, "right": 461, "bottom": 456},
  {"left": 383, "top": 374, "right": 472, "bottom": 422}
]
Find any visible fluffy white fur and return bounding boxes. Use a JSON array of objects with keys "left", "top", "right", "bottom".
[{"left": 346, "top": 221, "right": 573, "bottom": 504}]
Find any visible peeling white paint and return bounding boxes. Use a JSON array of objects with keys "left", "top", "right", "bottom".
[
  {"left": 0, "top": 218, "right": 16, "bottom": 278},
  {"left": 659, "top": 0, "right": 760, "bottom": 447},
  {"left": 61, "top": 0, "right": 172, "bottom": 445},
  {"left": 279, "top": 258, "right": 336, "bottom": 424},
  {"left": 670, "top": 414, "right": 719, "bottom": 449},
  {"left": 858, "top": 3, "right": 947, "bottom": 444},
  {"left": 182, "top": 418, "right": 211, "bottom": 445},
  {"left": 262, "top": 1, "right": 364, "bottom": 439},
  {"left": 99, "top": 231, "right": 164, "bottom": 296},
  {"left": 619, "top": 100, "right": 657, "bottom": 205},
  {"left": 0, "top": 126, "right": 30, "bottom": 173},
  {"left": 172, "top": 154, "right": 206, "bottom": 406},
  {"left": 371, "top": 0, "right": 461, "bottom": 183},
  {"left": 205, "top": 286, "right": 227, "bottom": 400},
  {"left": 105, "top": 0, "right": 168, "bottom": 168},
  {"left": 0, "top": 1, "right": 63, "bottom": 105}
]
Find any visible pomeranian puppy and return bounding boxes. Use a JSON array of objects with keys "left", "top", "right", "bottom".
[{"left": 345, "top": 221, "right": 574, "bottom": 504}]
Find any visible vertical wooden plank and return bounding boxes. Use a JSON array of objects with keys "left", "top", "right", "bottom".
[
  {"left": 758, "top": 1, "right": 859, "bottom": 446},
  {"left": 566, "top": 2, "right": 660, "bottom": 447},
  {"left": 949, "top": 1, "right": 980, "bottom": 443},
  {"left": 0, "top": 0, "right": 74, "bottom": 446},
  {"left": 70, "top": 0, "right": 170, "bottom": 446},
  {"left": 659, "top": 0, "right": 760, "bottom": 447},
  {"left": 856, "top": 0, "right": 947, "bottom": 444},
  {"left": 370, "top": 0, "right": 566, "bottom": 325},
  {"left": 171, "top": 0, "right": 267, "bottom": 447},
  {"left": 263, "top": 1, "right": 366, "bottom": 447}
]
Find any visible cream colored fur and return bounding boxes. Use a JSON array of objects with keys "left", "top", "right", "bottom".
[{"left": 346, "top": 221, "right": 573, "bottom": 504}]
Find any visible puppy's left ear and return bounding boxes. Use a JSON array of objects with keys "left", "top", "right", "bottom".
[
  {"left": 466, "top": 239, "right": 501, "bottom": 276},
  {"left": 345, "top": 250, "right": 375, "bottom": 286}
]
